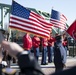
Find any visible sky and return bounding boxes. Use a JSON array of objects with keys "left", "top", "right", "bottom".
[{"left": 0, "top": 0, "right": 76, "bottom": 26}]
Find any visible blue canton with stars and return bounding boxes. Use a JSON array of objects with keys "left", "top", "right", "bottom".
[
  {"left": 11, "top": 1, "right": 31, "bottom": 19},
  {"left": 51, "top": 9, "right": 60, "bottom": 21}
]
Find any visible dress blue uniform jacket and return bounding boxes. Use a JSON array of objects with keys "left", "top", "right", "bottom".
[{"left": 54, "top": 41, "right": 66, "bottom": 65}]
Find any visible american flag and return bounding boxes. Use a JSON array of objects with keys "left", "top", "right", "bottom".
[
  {"left": 9, "top": 1, "right": 53, "bottom": 38},
  {"left": 50, "top": 9, "right": 67, "bottom": 30}
]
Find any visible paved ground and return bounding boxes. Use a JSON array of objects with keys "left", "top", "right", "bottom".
[
  {"left": 10, "top": 56, "right": 76, "bottom": 75},
  {"left": 41, "top": 57, "right": 76, "bottom": 75},
  {"left": 34, "top": 55, "right": 75, "bottom": 75}
]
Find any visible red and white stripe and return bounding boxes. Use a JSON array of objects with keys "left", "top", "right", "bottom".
[
  {"left": 50, "top": 13, "right": 67, "bottom": 30},
  {"left": 9, "top": 11, "right": 53, "bottom": 38}
]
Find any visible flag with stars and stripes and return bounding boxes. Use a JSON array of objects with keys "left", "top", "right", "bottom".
[
  {"left": 50, "top": 9, "right": 67, "bottom": 30},
  {"left": 9, "top": 1, "right": 53, "bottom": 38}
]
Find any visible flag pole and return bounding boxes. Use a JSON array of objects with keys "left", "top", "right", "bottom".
[
  {"left": 73, "top": 39, "right": 75, "bottom": 57},
  {"left": 50, "top": 7, "right": 58, "bottom": 35},
  {"left": 50, "top": 7, "right": 53, "bottom": 35}
]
